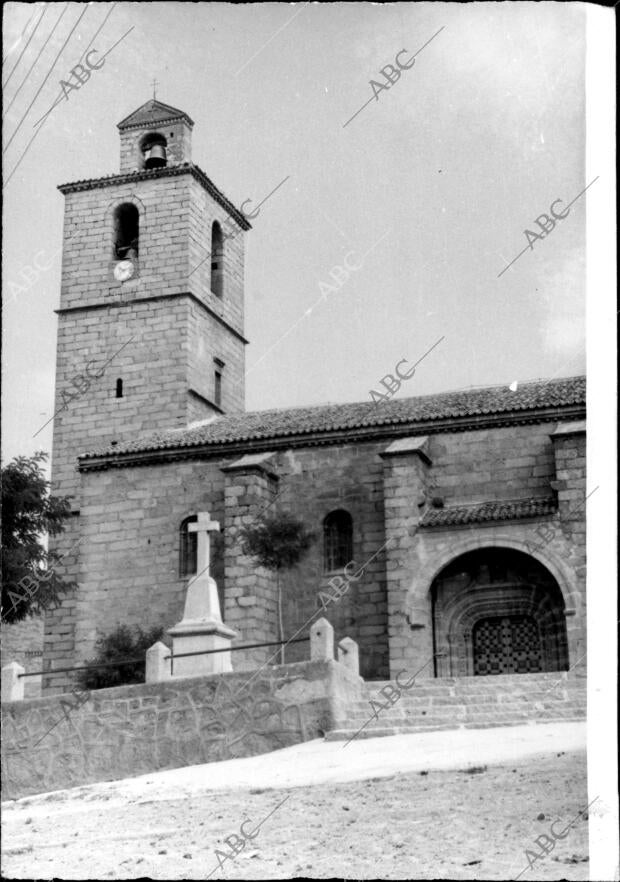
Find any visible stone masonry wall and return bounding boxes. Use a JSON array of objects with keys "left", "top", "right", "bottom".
[
  {"left": 2, "top": 660, "right": 360, "bottom": 800},
  {"left": 221, "top": 464, "right": 280, "bottom": 670},
  {"left": 48, "top": 417, "right": 584, "bottom": 690},
  {"left": 187, "top": 176, "right": 245, "bottom": 338},
  {"left": 384, "top": 423, "right": 586, "bottom": 680},
  {"left": 550, "top": 427, "right": 587, "bottom": 663},
  {"left": 47, "top": 166, "right": 247, "bottom": 692},
  {"left": 262, "top": 443, "right": 391, "bottom": 681}
]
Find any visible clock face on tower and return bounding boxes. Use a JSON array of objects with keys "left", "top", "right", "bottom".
[{"left": 114, "top": 260, "right": 135, "bottom": 282}]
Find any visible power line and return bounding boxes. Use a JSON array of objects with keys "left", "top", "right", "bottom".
[
  {"left": 3, "top": 6, "right": 64, "bottom": 121},
  {"left": 2, "top": 4, "right": 46, "bottom": 88},
  {"left": 32, "top": 2, "right": 119, "bottom": 128},
  {"left": 3, "top": 4, "right": 89, "bottom": 156},
  {"left": 2, "top": 4, "right": 39, "bottom": 66},
  {"left": 4, "top": 3, "right": 117, "bottom": 189}
]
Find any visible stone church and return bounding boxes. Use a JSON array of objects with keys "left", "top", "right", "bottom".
[{"left": 42, "top": 99, "right": 586, "bottom": 695}]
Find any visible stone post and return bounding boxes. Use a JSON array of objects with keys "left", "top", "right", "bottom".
[
  {"left": 146, "top": 642, "right": 171, "bottom": 683},
  {"left": 310, "top": 617, "right": 334, "bottom": 661},
  {"left": 337, "top": 637, "right": 360, "bottom": 676},
  {"left": 2, "top": 662, "right": 25, "bottom": 702}
]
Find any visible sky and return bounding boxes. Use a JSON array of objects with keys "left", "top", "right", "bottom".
[{"left": 2, "top": 1, "right": 587, "bottom": 467}]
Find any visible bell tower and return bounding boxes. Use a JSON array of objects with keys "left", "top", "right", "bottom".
[{"left": 44, "top": 99, "right": 250, "bottom": 691}]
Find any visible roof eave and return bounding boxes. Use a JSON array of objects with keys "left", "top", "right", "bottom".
[
  {"left": 57, "top": 164, "right": 251, "bottom": 230},
  {"left": 78, "top": 402, "right": 586, "bottom": 472}
]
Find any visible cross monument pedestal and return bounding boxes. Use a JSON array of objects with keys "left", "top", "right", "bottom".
[{"left": 167, "top": 512, "right": 238, "bottom": 677}]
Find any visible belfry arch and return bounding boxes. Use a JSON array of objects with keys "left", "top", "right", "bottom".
[{"left": 430, "top": 547, "right": 569, "bottom": 677}]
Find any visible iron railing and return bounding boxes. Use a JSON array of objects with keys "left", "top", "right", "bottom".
[{"left": 17, "top": 636, "right": 310, "bottom": 678}]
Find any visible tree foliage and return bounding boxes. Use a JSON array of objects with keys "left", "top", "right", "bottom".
[
  {"left": 1, "top": 451, "right": 74, "bottom": 624},
  {"left": 239, "top": 511, "right": 316, "bottom": 572},
  {"left": 76, "top": 624, "right": 165, "bottom": 691},
  {"left": 239, "top": 511, "right": 316, "bottom": 662}
]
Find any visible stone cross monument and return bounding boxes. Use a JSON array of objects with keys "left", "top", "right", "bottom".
[{"left": 167, "top": 511, "right": 237, "bottom": 677}]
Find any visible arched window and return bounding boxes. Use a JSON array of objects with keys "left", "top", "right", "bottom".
[
  {"left": 323, "top": 510, "right": 353, "bottom": 572},
  {"left": 115, "top": 378, "right": 123, "bottom": 398},
  {"left": 113, "top": 203, "right": 139, "bottom": 259},
  {"left": 179, "top": 515, "right": 198, "bottom": 577},
  {"left": 211, "top": 221, "right": 224, "bottom": 298}
]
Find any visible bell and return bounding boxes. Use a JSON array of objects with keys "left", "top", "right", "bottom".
[{"left": 144, "top": 144, "right": 167, "bottom": 168}]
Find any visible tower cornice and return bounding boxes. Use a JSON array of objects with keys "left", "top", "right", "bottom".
[
  {"left": 54, "top": 292, "right": 250, "bottom": 344},
  {"left": 57, "top": 163, "right": 252, "bottom": 231}
]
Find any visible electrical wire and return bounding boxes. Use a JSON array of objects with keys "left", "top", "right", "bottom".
[
  {"left": 2, "top": 4, "right": 46, "bottom": 88},
  {"left": 3, "top": 6, "right": 65, "bottom": 121},
  {"left": 4, "top": 4, "right": 89, "bottom": 155}
]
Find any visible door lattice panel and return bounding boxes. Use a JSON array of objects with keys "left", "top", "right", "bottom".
[{"left": 473, "top": 615, "right": 543, "bottom": 675}]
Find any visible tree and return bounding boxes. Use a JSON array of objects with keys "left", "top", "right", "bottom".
[
  {"left": 239, "top": 511, "right": 316, "bottom": 663},
  {"left": 1, "top": 451, "right": 74, "bottom": 624},
  {"left": 76, "top": 624, "right": 165, "bottom": 691}
]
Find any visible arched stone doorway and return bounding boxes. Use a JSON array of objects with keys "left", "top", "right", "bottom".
[{"left": 431, "top": 548, "right": 569, "bottom": 677}]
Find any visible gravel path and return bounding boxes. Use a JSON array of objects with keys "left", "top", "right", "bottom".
[{"left": 2, "top": 747, "right": 588, "bottom": 879}]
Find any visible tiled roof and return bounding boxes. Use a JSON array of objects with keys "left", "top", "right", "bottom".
[
  {"left": 79, "top": 376, "right": 585, "bottom": 464},
  {"left": 117, "top": 100, "right": 194, "bottom": 130},
  {"left": 421, "top": 497, "right": 558, "bottom": 527}
]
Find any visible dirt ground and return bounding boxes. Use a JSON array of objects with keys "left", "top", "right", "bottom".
[{"left": 2, "top": 749, "right": 589, "bottom": 880}]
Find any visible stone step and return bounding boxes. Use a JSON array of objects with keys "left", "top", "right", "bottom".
[
  {"left": 325, "top": 713, "right": 586, "bottom": 741},
  {"left": 364, "top": 674, "right": 585, "bottom": 689},
  {"left": 362, "top": 680, "right": 586, "bottom": 695},
  {"left": 346, "top": 707, "right": 586, "bottom": 729},
  {"left": 347, "top": 692, "right": 586, "bottom": 712},
  {"left": 338, "top": 701, "right": 586, "bottom": 724},
  {"left": 359, "top": 688, "right": 586, "bottom": 704},
  {"left": 325, "top": 672, "right": 587, "bottom": 741},
  {"left": 353, "top": 689, "right": 586, "bottom": 702},
  {"left": 367, "top": 672, "right": 585, "bottom": 685}
]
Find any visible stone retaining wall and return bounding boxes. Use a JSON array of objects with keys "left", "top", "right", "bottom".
[{"left": 1, "top": 659, "right": 362, "bottom": 801}]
